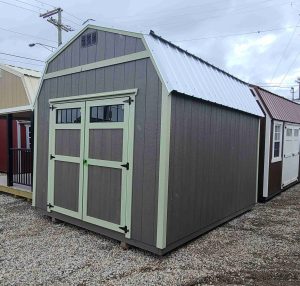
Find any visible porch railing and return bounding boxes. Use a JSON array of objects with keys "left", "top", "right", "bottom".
[{"left": 11, "top": 148, "right": 33, "bottom": 187}]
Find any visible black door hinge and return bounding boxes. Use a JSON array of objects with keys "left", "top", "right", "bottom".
[
  {"left": 50, "top": 154, "right": 55, "bottom": 160},
  {"left": 47, "top": 203, "right": 54, "bottom": 209},
  {"left": 121, "top": 162, "right": 129, "bottom": 170},
  {"left": 50, "top": 105, "right": 56, "bottom": 111},
  {"left": 119, "top": 225, "right": 129, "bottom": 233},
  {"left": 124, "top": 97, "right": 134, "bottom": 105}
]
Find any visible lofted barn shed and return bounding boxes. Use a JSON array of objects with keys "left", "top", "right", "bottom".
[
  {"left": 251, "top": 85, "right": 300, "bottom": 202},
  {"left": 33, "top": 25, "right": 263, "bottom": 255}
]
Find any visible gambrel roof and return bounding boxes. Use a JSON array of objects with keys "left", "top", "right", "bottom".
[
  {"left": 0, "top": 64, "right": 41, "bottom": 113},
  {"left": 39, "top": 25, "right": 264, "bottom": 117}
]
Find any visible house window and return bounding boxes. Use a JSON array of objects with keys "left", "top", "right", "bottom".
[
  {"left": 272, "top": 122, "right": 282, "bottom": 161},
  {"left": 81, "top": 31, "right": 97, "bottom": 48},
  {"left": 295, "top": 129, "right": 299, "bottom": 137},
  {"left": 56, "top": 108, "right": 81, "bottom": 124},
  {"left": 90, "top": 105, "right": 124, "bottom": 123}
]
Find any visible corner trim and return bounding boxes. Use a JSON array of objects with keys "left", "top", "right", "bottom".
[{"left": 156, "top": 85, "right": 172, "bottom": 249}]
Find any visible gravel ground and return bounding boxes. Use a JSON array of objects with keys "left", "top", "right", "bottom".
[{"left": 0, "top": 186, "right": 300, "bottom": 286}]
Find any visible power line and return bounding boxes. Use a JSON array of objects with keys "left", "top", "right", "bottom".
[
  {"left": 270, "top": 18, "right": 300, "bottom": 83},
  {"left": 0, "top": 0, "right": 38, "bottom": 13},
  {"left": 11, "top": 0, "right": 46, "bottom": 11},
  {"left": 0, "top": 57, "right": 44, "bottom": 66},
  {"left": 0, "top": 26, "right": 57, "bottom": 43},
  {"left": 278, "top": 51, "right": 300, "bottom": 85},
  {"left": 172, "top": 25, "right": 300, "bottom": 42},
  {"left": 0, "top": 52, "right": 44, "bottom": 62}
]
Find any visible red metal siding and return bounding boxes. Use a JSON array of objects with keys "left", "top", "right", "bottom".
[{"left": 0, "top": 119, "right": 19, "bottom": 172}]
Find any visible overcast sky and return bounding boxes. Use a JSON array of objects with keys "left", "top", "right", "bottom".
[{"left": 0, "top": 0, "right": 299, "bottom": 98}]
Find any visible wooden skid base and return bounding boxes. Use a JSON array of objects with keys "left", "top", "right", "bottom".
[{"left": 0, "top": 185, "right": 32, "bottom": 200}]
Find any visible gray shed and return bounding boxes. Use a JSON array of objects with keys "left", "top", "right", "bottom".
[{"left": 33, "top": 25, "right": 264, "bottom": 255}]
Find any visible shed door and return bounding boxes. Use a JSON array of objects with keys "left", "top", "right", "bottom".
[
  {"left": 282, "top": 124, "right": 300, "bottom": 188},
  {"left": 47, "top": 102, "right": 85, "bottom": 219},
  {"left": 82, "top": 97, "right": 133, "bottom": 235}
]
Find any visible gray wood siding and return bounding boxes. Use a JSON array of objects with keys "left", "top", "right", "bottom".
[
  {"left": 36, "top": 58, "right": 161, "bottom": 247},
  {"left": 167, "top": 94, "right": 259, "bottom": 246},
  {"left": 55, "top": 129, "right": 81, "bottom": 157},
  {"left": 89, "top": 129, "right": 123, "bottom": 161},
  {"left": 87, "top": 166, "right": 122, "bottom": 224},
  {"left": 46, "top": 29, "right": 145, "bottom": 73},
  {"left": 54, "top": 161, "right": 79, "bottom": 212}
]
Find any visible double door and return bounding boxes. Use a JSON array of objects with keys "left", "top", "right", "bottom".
[{"left": 47, "top": 96, "right": 134, "bottom": 237}]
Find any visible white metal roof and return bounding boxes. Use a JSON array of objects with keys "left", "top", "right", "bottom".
[{"left": 144, "top": 33, "right": 264, "bottom": 117}]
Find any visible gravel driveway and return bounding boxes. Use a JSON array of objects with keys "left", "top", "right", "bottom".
[{"left": 0, "top": 185, "right": 300, "bottom": 285}]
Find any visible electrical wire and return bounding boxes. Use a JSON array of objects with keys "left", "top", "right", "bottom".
[
  {"left": 270, "top": 18, "right": 300, "bottom": 83},
  {"left": 172, "top": 25, "right": 300, "bottom": 42},
  {"left": 278, "top": 51, "right": 300, "bottom": 86},
  {"left": 0, "top": 0, "right": 38, "bottom": 13},
  {"left": 0, "top": 52, "right": 44, "bottom": 62},
  {"left": 0, "top": 26, "right": 57, "bottom": 43},
  {"left": 0, "top": 57, "right": 44, "bottom": 66},
  {"left": 10, "top": 0, "right": 45, "bottom": 11}
]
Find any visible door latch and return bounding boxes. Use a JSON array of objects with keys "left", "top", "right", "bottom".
[
  {"left": 119, "top": 225, "right": 129, "bottom": 233},
  {"left": 121, "top": 162, "right": 129, "bottom": 170},
  {"left": 49, "top": 105, "right": 56, "bottom": 111},
  {"left": 83, "top": 159, "right": 87, "bottom": 164},
  {"left": 50, "top": 154, "right": 55, "bottom": 160}
]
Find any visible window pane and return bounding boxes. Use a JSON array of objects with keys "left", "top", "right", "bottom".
[
  {"left": 92, "top": 32, "right": 97, "bottom": 44},
  {"left": 275, "top": 132, "right": 280, "bottom": 141},
  {"left": 90, "top": 107, "right": 98, "bottom": 122},
  {"left": 287, "top": 128, "right": 292, "bottom": 136},
  {"left": 81, "top": 35, "right": 86, "bottom": 47},
  {"left": 274, "top": 142, "right": 280, "bottom": 158},
  {"left": 294, "top": 129, "right": 299, "bottom": 137},
  {"left": 56, "top": 110, "right": 62, "bottom": 124},
  {"left": 90, "top": 105, "right": 124, "bottom": 123},
  {"left": 67, "top": 109, "right": 72, "bottom": 123},
  {"left": 76, "top": 109, "right": 81, "bottom": 123},
  {"left": 61, "top": 109, "right": 66, "bottom": 123},
  {"left": 87, "top": 33, "right": 92, "bottom": 46},
  {"left": 275, "top": 125, "right": 281, "bottom": 133}
]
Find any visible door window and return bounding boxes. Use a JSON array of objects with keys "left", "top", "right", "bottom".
[
  {"left": 56, "top": 108, "right": 81, "bottom": 124},
  {"left": 90, "top": 105, "right": 124, "bottom": 123}
]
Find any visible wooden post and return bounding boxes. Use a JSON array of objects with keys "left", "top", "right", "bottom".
[
  {"left": 7, "top": 114, "right": 13, "bottom": 187},
  {"left": 30, "top": 112, "right": 34, "bottom": 189}
]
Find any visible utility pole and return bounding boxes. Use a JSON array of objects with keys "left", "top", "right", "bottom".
[
  {"left": 296, "top": 77, "right": 300, "bottom": 100},
  {"left": 291, "top": 87, "right": 295, "bottom": 101},
  {"left": 40, "top": 8, "right": 73, "bottom": 47}
]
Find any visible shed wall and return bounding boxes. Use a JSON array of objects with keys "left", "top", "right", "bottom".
[
  {"left": 0, "top": 69, "right": 29, "bottom": 109},
  {"left": 36, "top": 32, "right": 161, "bottom": 248},
  {"left": 167, "top": 94, "right": 259, "bottom": 246}
]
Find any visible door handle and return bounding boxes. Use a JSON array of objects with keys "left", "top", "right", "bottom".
[{"left": 83, "top": 159, "right": 87, "bottom": 164}]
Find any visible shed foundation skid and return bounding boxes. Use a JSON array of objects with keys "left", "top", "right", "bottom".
[{"left": 34, "top": 25, "right": 263, "bottom": 254}]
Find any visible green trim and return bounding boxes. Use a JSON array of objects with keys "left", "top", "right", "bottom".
[
  {"left": 32, "top": 100, "right": 38, "bottom": 207},
  {"left": 49, "top": 89, "right": 138, "bottom": 104},
  {"left": 44, "top": 51, "right": 149, "bottom": 80},
  {"left": 82, "top": 96, "right": 135, "bottom": 237},
  {"left": 47, "top": 101, "right": 86, "bottom": 217},
  {"left": 156, "top": 85, "right": 172, "bottom": 249}
]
